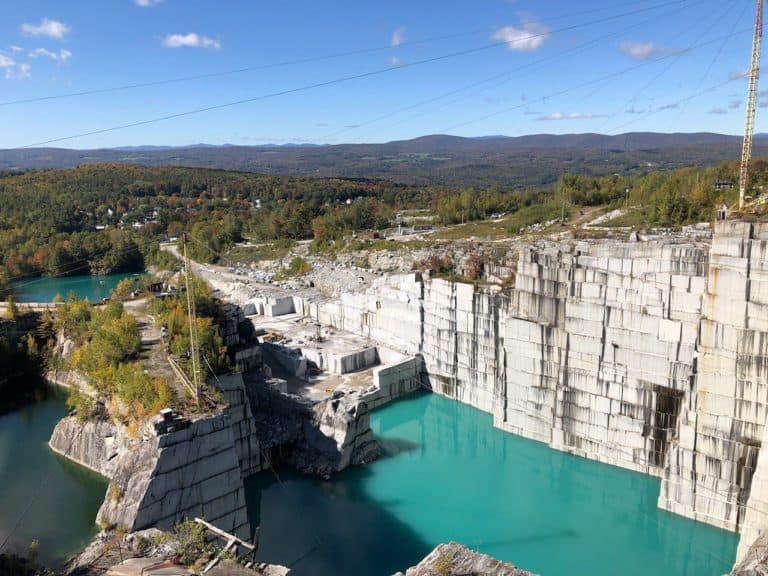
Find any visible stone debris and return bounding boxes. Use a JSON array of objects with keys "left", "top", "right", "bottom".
[
  {"left": 393, "top": 542, "right": 536, "bottom": 576},
  {"left": 732, "top": 532, "right": 768, "bottom": 575},
  {"left": 106, "top": 558, "right": 191, "bottom": 576}
]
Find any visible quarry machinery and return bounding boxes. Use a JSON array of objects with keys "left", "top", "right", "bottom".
[
  {"left": 182, "top": 232, "right": 202, "bottom": 407},
  {"left": 739, "top": 0, "right": 764, "bottom": 210}
]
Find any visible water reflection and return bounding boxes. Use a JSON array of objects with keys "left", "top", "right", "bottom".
[{"left": 247, "top": 392, "right": 739, "bottom": 576}]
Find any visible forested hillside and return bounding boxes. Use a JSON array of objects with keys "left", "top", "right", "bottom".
[
  {"left": 0, "top": 164, "right": 430, "bottom": 284},
  {"left": 2, "top": 133, "right": 766, "bottom": 189},
  {"left": 1, "top": 159, "right": 765, "bottom": 294}
]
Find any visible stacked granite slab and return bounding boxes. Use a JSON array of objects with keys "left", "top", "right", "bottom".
[
  {"left": 300, "top": 273, "right": 423, "bottom": 355},
  {"left": 660, "top": 221, "right": 768, "bottom": 532},
  {"left": 421, "top": 278, "right": 459, "bottom": 396},
  {"left": 453, "top": 282, "right": 505, "bottom": 413},
  {"left": 557, "top": 242, "right": 706, "bottom": 473},
  {"left": 499, "top": 240, "right": 708, "bottom": 475},
  {"left": 216, "top": 373, "right": 264, "bottom": 477},
  {"left": 422, "top": 278, "right": 505, "bottom": 414},
  {"left": 95, "top": 414, "right": 250, "bottom": 541},
  {"left": 499, "top": 244, "right": 571, "bottom": 444}
]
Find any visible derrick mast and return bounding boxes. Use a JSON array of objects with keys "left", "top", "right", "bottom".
[
  {"left": 182, "top": 232, "right": 201, "bottom": 407},
  {"left": 740, "top": 0, "right": 764, "bottom": 210}
]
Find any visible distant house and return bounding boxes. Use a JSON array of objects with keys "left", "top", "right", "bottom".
[{"left": 714, "top": 180, "right": 735, "bottom": 191}]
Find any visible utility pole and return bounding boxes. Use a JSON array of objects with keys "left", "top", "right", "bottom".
[
  {"left": 182, "top": 232, "right": 201, "bottom": 407},
  {"left": 739, "top": 0, "right": 764, "bottom": 210}
]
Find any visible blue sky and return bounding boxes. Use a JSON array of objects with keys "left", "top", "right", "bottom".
[{"left": 0, "top": 0, "right": 760, "bottom": 148}]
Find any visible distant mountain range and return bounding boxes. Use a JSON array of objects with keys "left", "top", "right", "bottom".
[{"left": 2, "top": 132, "right": 765, "bottom": 188}]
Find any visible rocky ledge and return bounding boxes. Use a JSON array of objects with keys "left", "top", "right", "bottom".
[
  {"left": 732, "top": 532, "right": 768, "bottom": 575},
  {"left": 394, "top": 542, "right": 536, "bottom": 576}
]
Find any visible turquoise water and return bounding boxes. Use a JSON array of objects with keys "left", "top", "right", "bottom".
[
  {"left": 247, "top": 392, "right": 738, "bottom": 576},
  {"left": 0, "top": 386, "right": 108, "bottom": 568},
  {"left": 12, "top": 273, "right": 139, "bottom": 303}
]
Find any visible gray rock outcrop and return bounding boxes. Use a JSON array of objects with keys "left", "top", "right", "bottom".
[
  {"left": 393, "top": 542, "right": 536, "bottom": 576},
  {"left": 50, "top": 370, "right": 381, "bottom": 545},
  {"left": 272, "top": 221, "right": 768, "bottom": 569},
  {"left": 732, "top": 532, "right": 768, "bottom": 575},
  {"left": 244, "top": 373, "right": 381, "bottom": 478},
  {"left": 49, "top": 416, "right": 123, "bottom": 477}
]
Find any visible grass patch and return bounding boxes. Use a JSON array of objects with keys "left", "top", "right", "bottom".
[
  {"left": 433, "top": 219, "right": 510, "bottom": 241},
  {"left": 593, "top": 207, "right": 651, "bottom": 228},
  {"left": 225, "top": 239, "right": 295, "bottom": 263},
  {"left": 275, "top": 256, "right": 312, "bottom": 280},
  {"left": 505, "top": 201, "right": 564, "bottom": 234},
  {"left": 432, "top": 200, "right": 566, "bottom": 240},
  {"left": 343, "top": 239, "right": 403, "bottom": 253}
]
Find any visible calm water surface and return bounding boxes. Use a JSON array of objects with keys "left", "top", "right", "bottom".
[
  {"left": 12, "top": 273, "right": 139, "bottom": 303},
  {"left": 0, "top": 386, "right": 108, "bottom": 568},
  {"left": 247, "top": 392, "right": 738, "bottom": 576}
]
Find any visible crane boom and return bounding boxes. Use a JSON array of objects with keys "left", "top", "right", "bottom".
[
  {"left": 740, "top": 0, "right": 764, "bottom": 210},
  {"left": 182, "top": 232, "right": 201, "bottom": 407}
]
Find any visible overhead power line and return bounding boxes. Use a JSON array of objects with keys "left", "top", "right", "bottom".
[
  {"left": 437, "top": 29, "right": 750, "bottom": 134},
  {"left": 333, "top": 0, "right": 707, "bottom": 143},
  {"left": 591, "top": 0, "right": 739, "bottom": 133},
  {"left": 0, "top": 0, "right": 693, "bottom": 109},
  {"left": 16, "top": 0, "right": 707, "bottom": 149}
]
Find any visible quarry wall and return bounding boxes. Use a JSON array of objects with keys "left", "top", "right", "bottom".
[
  {"left": 49, "top": 362, "right": 395, "bottom": 542},
  {"left": 298, "top": 222, "right": 768, "bottom": 563}
]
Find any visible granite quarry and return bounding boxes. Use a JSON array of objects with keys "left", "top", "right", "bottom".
[{"left": 38, "top": 218, "right": 768, "bottom": 574}]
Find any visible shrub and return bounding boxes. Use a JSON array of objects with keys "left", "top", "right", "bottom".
[
  {"left": 66, "top": 389, "right": 95, "bottom": 421},
  {"left": 4, "top": 295, "right": 18, "bottom": 321},
  {"left": 434, "top": 553, "right": 453, "bottom": 576},
  {"left": 276, "top": 256, "right": 311, "bottom": 280},
  {"left": 174, "top": 520, "right": 209, "bottom": 566}
]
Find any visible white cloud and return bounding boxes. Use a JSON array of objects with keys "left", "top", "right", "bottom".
[
  {"left": 537, "top": 112, "right": 608, "bottom": 121},
  {"left": 162, "top": 33, "right": 221, "bottom": 49},
  {"left": 729, "top": 99, "right": 741, "bottom": 109},
  {"left": 16, "top": 63, "right": 31, "bottom": 79},
  {"left": 135, "top": 0, "right": 163, "bottom": 6},
  {"left": 2, "top": 56, "right": 31, "bottom": 80},
  {"left": 390, "top": 56, "right": 403, "bottom": 66},
  {"left": 9, "top": 45, "right": 23, "bottom": 53},
  {"left": 492, "top": 19, "right": 550, "bottom": 52},
  {"left": 391, "top": 27, "right": 406, "bottom": 48},
  {"left": 21, "top": 18, "right": 70, "bottom": 39},
  {"left": 625, "top": 107, "right": 646, "bottom": 114},
  {"left": 30, "top": 47, "right": 72, "bottom": 62},
  {"left": 619, "top": 41, "right": 662, "bottom": 60},
  {"left": 708, "top": 107, "right": 728, "bottom": 115},
  {"left": 730, "top": 69, "right": 749, "bottom": 80}
]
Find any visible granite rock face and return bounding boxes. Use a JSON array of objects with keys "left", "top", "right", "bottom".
[
  {"left": 50, "top": 371, "right": 381, "bottom": 542},
  {"left": 96, "top": 415, "right": 251, "bottom": 540},
  {"left": 245, "top": 373, "right": 381, "bottom": 477},
  {"left": 732, "top": 532, "right": 768, "bottom": 575},
  {"left": 49, "top": 416, "right": 123, "bottom": 477},
  {"left": 287, "top": 222, "right": 768, "bottom": 563},
  {"left": 393, "top": 542, "right": 536, "bottom": 576}
]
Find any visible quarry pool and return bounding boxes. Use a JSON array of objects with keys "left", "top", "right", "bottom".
[
  {"left": 0, "top": 387, "right": 107, "bottom": 568},
  {"left": 12, "top": 272, "right": 140, "bottom": 303},
  {"left": 247, "top": 392, "right": 739, "bottom": 576}
]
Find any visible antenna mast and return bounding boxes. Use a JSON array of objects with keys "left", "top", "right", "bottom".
[
  {"left": 740, "top": 0, "right": 764, "bottom": 210},
  {"left": 182, "top": 233, "right": 201, "bottom": 407}
]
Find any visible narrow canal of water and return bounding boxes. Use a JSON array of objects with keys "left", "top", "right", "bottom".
[
  {"left": 247, "top": 392, "right": 739, "bottom": 576},
  {"left": 12, "top": 273, "right": 140, "bottom": 303},
  {"left": 0, "top": 386, "right": 108, "bottom": 568}
]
